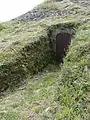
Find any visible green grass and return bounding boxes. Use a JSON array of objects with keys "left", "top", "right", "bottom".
[
  {"left": 0, "top": 0, "right": 90, "bottom": 119},
  {"left": 0, "top": 24, "right": 5, "bottom": 31},
  {"left": 56, "top": 21, "right": 90, "bottom": 120},
  {"left": 0, "top": 65, "right": 60, "bottom": 120}
]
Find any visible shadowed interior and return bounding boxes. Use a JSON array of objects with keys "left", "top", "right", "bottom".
[{"left": 56, "top": 32, "right": 71, "bottom": 63}]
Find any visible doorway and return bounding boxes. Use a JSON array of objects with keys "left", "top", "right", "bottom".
[{"left": 56, "top": 32, "right": 71, "bottom": 63}]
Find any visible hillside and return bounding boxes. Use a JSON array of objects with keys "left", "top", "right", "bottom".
[{"left": 0, "top": 0, "right": 90, "bottom": 119}]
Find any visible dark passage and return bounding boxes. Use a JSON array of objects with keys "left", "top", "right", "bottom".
[{"left": 56, "top": 33, "right": 71, "bottom": 63}]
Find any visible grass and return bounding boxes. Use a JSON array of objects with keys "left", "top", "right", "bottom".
[
  {"left": 0, "top": 0, "right": 90, "bottom": 119},
  {"left": 0, "top": 65, "right": 60, "bottom": 120},
  {"left": 0, "top": 24, "right": 5, "bottom": 31},
  {"left": 56, "top": 21, "right": 90, "bottom": 120}
]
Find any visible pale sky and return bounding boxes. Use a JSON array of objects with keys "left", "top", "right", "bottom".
[{"left": 0, "top": 0, "right": 44, "bottom": 22}]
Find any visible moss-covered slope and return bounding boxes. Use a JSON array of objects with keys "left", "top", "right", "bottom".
[
  {"left": 0, "top": 0, "right": 90, "bottom": 119},
  {"left": 0, "top": 0, "right": 90, "bottom": 91}
]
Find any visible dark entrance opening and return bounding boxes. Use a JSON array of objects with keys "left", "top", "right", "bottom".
[{"left": 56, "top": 32, "right": 71, "bottom": 63}]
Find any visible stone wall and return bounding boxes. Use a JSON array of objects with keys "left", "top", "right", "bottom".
[{"left": 48, "top": 22, "right": 77, "bottom": 62}]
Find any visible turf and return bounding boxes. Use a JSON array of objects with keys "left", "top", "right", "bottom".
[{"left": 0, "top": 0, "right": 90, "bottom": 119}]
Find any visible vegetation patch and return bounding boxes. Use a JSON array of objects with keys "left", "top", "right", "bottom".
[
  {"left": 0, "top": 19, "right": 78, "bottom": 92},
  {"left": 56, "top": 21, "right": 90, "bottom": 120},
  {"left": 0, "top": 34, "right": 53, "bottom": 91},
  {"left": 0, "top": 24, "right": 5, "bottom": 31},
  {"left": 0, "top": 0, "right": 90, "bottom": 120}
]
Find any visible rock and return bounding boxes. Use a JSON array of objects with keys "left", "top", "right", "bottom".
[
  {"left": 70, "top": 0, "right": 90, "bottom": 7},
  {"left": 43, "top": 113, "right": 50, "bottom": 119},
  {"left": 87, "top": 54, "right": 90, "bottom": 58},
  {"left": 13, "top": 9, "right": 77, "bottom": 21}
]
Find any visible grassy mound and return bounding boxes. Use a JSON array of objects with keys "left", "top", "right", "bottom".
[
  {"left": 56, "top": 21, "right": 90, "bottom": 120},
  {"left": 0, "top": 65, "right": 60, "bottom": 120},
  {"left": 0, "top": 20, "right": 78, "bottom": 92},
  {"left": 0, "top": 0, "right": 90, "bottom": 119}
]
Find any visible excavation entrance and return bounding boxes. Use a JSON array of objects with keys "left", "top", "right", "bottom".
[{"left": 56, "top": 32, "right": 71, "bottom": 63}]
